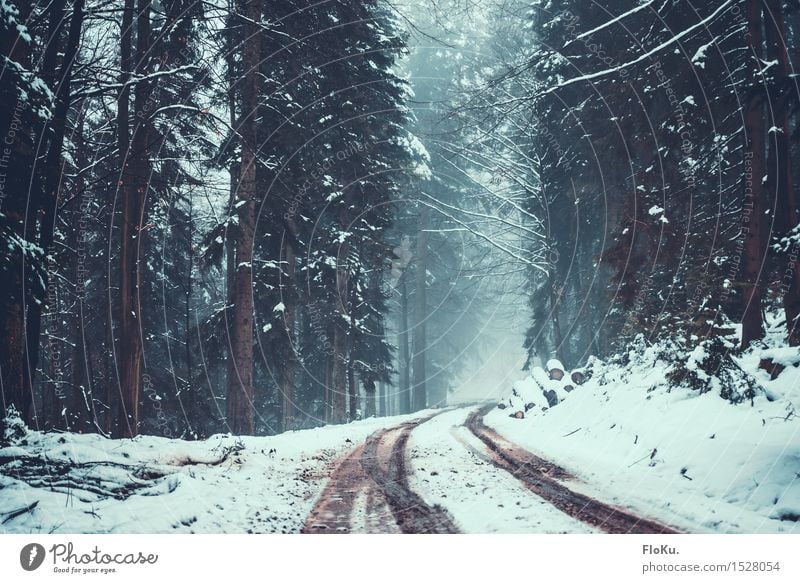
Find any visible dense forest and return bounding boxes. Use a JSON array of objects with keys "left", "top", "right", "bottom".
[{"left": 1, "top": 0, "right": 798, "bottom": 440}]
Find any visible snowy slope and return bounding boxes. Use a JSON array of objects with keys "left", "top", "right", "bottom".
[
  {"left": 486, "top": 340, "right": 800, "bottom": 534},
  {"left": 0, "top": 412, "right": 430, "bottom": 534}
]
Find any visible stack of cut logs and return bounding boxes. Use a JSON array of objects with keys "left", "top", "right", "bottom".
[{"left": 498, "top": 359, "right": 587, "bottom": 419}]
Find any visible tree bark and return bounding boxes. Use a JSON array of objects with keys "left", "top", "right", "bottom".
[
  {"left": 23, "top": 0, "right": 87, "bottom": 426},
  {"left": 398, "top": 270, "right": 411, "bottom": 414},
  {"left": 330, "top": 239, "right": 350, "bottom": 424},
  {"left": 184, "top": 192, "right": 195, "bottom": 435},
  {"left": 280, "top": 240, "right": 296, "bottom": 432},
  {"left": 324, "top": 354, "right": 333, "bottom": 423},
  {"left": 412, "top": 207, "right": 429, "bottom": 412},
  {"left": 116, "top": 0, "right": 149, "bottom": 438},
  {"left": 103, "top": 319, "right": 114, "bottom": 435},
  {"left": 71, "top": 100, "right": 94, "bottom": 433},
  {"left": 226, "top": 0, "right": 260, "bottom": 436},
  {"left": 378, "top": 380, "right": 385, "bottom": 417},
  {"left": 331, "top": 329, "right": 347, "bottom": 424},
  {"left": 550, "top": 277, "right": 567, "bottom": 365},
  {"left": 224, "top": 0, "right": 237, "bottom": 317},
  {"left": 347, "top": 363, "right": 357, "bottom": 420},
  {"left": 741, "top": 0, "right": 767, "bottom": 350},
  {"left": 0, "top": 2, "right": 44, "bottom": 429},
  {"left": 764, "top": 0, "right": 800, "bottom": 345},
  {"left": 364, "top": 377, "right": 376, "bottom": 418}
]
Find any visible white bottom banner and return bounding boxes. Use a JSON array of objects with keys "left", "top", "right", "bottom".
[{"left": 1, "top": 534, "right": 798, "bottom": 582}]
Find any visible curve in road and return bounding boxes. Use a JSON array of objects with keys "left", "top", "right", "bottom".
[{"left": 465, "top": 404, "right": 679, "bottom": 534}]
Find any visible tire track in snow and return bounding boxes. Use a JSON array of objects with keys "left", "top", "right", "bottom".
[
  {"left": 302, "top": 442, "right": 397, "bottom": 533},
  {"left": 408, "top": 407, "right": 596, "bottom": 533},
  {"left": 303, "top": 412, "right": 457, "bottom": 533},
  {"left": 361, "top": 420, "right": 458, "bottom": 533},
  {"left": 465, "top": 404, "right": 680, "bottom": 534}
]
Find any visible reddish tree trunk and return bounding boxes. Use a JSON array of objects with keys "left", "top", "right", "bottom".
[
  {"left": 226, "top": 0, "right": 260, "bottom": 436},
  {"left": 740, "top": 0, "right": 767, "bottom": 350},
  {"left": 116, "top": 0, "right": 149, "bottom": 438},
  {"left": 764, "top": 0, "right": 800, "bottom": 345},
  {"left": 331, "top": 329, "right": 347, "bottom": 424}
]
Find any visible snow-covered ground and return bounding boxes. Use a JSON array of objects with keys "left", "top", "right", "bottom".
[
  {"left": 3, "top": 322, "right": 797, "bottom": 534},
  {"left": 486, "top": 339, "right": 800, "bottom": 534},
  {"left": 0, "top": 412, "right": 431, "bottom": 534},
  {"left": 406, "top": 407, "right": 594, "bottom": 533}
]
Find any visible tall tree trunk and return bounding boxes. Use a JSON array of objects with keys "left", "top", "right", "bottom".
[
  {"left": 378, "top": 380, "right": 385, "bottom": 417},
  {"left": 331, "top": 240, "right": 350, "bottom": 424},
  {"left": 347, "top": 363, "right": 357, "bottom": 420},
  {"left": 280, "top": 241, "right": 296, "bottom": 432},
  {"left": 71, "top": 309, "right": 90, "bottom": 432},
  {"left": 573, "top": 244, "right": 591, "bottom": 360},
  {"left": 116, "top": 0, "right": 149, "bottom": 438},
  {"left": 346, "top": 280, "right": 357, "bottom": 420},
  {"left": 741, "top": 0, "right": 767, "bottom": 350},
  {"left": 765, "top": 0, "right": 800, "bottom": 345},
  {"left": 223, "top": 4, "right": 238, "bottom": 426},
  {"left": 1, "top": 303, "right": 27, "bottom": 423},
  {"left": 71, "top": 99, "right": 94, "bottom": 433},
  {"left": 46, "top": 278, "right": 66, "bottom": 429},
  {"left": 550, "top": 277, "right": 566, "bottom": 365},
  {"left": 224, "top": 0, "right": 237, "bottom": 323},
  {"left": 226, "top": 0, "right": 260, "bottom": 435},
  {"left": 364, "top": 377, "right": 376, "bottom": 418},
  {"left": 82, "top": 330, "right": 100, "bottom": 432},
  {"left": 184, "top": 194, "right": 195, "bottom": 435},
  {"left": 0, "top": 1, "right": 55, "bottom": 429},
  {"left": 331, "top": 328, "right": 347, "bottom": 424},
  {"left": 324, "top": 354, "right": 333, "bottom": 423},
  {"left": 398, "top": 271, "right": 410, "bottom": 414},
  {"left": 104, "top": 320, "right": 114, "bottom": 435},
  {"left": 23, "top": 0, "right": 84, "bottom": 426},
  {"left": 412, "top": 207, "right": 429, "bottom": 412},
  {"left": 592, "top": 271, "right": 605, "bottom": 355}
]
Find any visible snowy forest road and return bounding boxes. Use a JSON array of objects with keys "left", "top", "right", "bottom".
[
  {"left": 302, "top": 412, "right": 459, "bottom": 533},
  {"left": 465, "top": 405, "right": 679, "bottom": 534},
  {"left": 303, "top": 404, "right": 680, "bottom": 534}
]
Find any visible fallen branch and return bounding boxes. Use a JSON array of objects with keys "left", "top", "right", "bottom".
[
  {"left": 1, "top": 500, "right": 39, "bottom": 524},
  {"left": 1, "top": 456, "right": 168, "bottom": 501},
  {"left": 178, "top": 448, "right": 243, "bottom": 468},
  {"left": 627, "top": 449, "right": 656, "bottom": 468}
]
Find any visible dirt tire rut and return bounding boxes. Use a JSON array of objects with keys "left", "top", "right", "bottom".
[
  {"left": 466, "top": 405, "right": 678, "bottom": 534},
  {"left": 303, "top": 414, "right": 458, "bottom": 534}
]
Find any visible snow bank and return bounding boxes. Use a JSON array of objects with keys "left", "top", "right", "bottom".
[
  {"left": 487, "top": 331, "right": 800, "bottom": 533},
  {"left": 0, "top": 412, "right": 429, "bottom": 533}
]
